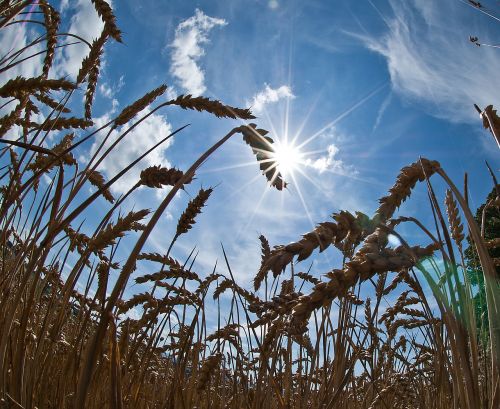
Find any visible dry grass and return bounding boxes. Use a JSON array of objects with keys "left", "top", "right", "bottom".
[{"left": 0, "top": 2, "right": 499, "bottom": 409}]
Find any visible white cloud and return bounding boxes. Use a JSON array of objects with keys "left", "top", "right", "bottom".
[
  {"left": 110, "top": 98, "right": 119, "bottom": 114},
  {"left": 0, "top": 21, "right": 45, "bottom": 137},
  {"left": 304, "top": 144, "right": 343, "bottom": 173},
  {"left": 99, "top": 83, "right": 113, "bottom": 98},
  {"left": 165, "top": 87, "right": 178, "bottom": 101},
  {"left": 60, "top": 0, "right": 70, "bottom": 13},
  {"left": 0, "top": 23, "right": 43, "bottom": 83},
  {"left": 90, "top": 108, "right": 173, "bottom": 195},
  {"left": 247, "top": 84, "right": 295, "bottom": 114},
  {"left": 99, "top": 76, "right": 124, "bottom": 100},
  {"left": 56, "top": 0, "right": 107, "bottom": 78},
  {"left": 269, "top": 0, "right": 279, "bottom": 10},
  {"left": 358, "top": 0, "right": 500, "bottom": 123},
  {"left": 170, "top": 9, "right": 227, "bottom": 96},
  {"left": 298, "top": 125, "right": 355, "bottom": 177}
]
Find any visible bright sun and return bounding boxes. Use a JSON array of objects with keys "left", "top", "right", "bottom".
[{"left": 272, "top": 140, "right": 303, "bottom": 176}]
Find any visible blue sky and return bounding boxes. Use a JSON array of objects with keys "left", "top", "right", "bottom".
[{"left": 1, "top": 0, "right": 500, "bottom": 312}]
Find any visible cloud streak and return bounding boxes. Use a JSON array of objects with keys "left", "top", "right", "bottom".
[
  {"left": 358, "top": 0, "right": 500, "bottom": 123},
  {"left": 170, "top": 9, "right": 227, "bottom": 96}
]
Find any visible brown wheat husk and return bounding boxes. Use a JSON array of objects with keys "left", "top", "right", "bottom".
[
  {"left": 444, "top": 189, "right": 465, "bottom": 247},
  {"left": 175, "top": 187, "right": 213, "bottom": 237},
  {"left": 139, "top": 165, "right": 193, "bottom": 189},
  {"left": 168, "top": 94, "right": 255, "bottom": 120},
  {"left": 91, "top": 0, "right": 122, "bottom": 42},
  {"left": 114, "top": 85, "right": 167, "bottom": 127},
  {"left": 0, "top": 76, "right": 76, "bottom": 97},
  {"left": 239, "top": 123, "right": 287, "bottom": 191},
  {"left": 86, "top": 169, "right": 115, "bottom": 203},
  {"left": 39, "top": 0, "right": 59, "bottom": 78}
]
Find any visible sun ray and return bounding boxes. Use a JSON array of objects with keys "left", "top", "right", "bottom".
[
  {"left": 225, "top": 172, "right": 269, "bottom": 201},
  {"left": 297, "top": 82, "right": 388, "bottom": 151},
  {"left": 260, "top": 105, "right": 281, "bottom": 145},
  {"left": 221, "top": 77, "right": 387, "bottom": 252},
  {"left": 290, "top": 92, "right": 323, "bottom": 147},
  {"left": 291, "top": 165, "right": 324, "bottom": 191},
  {"left": 200, "top": 160, "right": 272, "bottom": 175},
  {"left": 285, "top": 10, "right": 295, "bottom": 147},
  {"left": 298, "top": 147, "right": 337, "bottom": 157},
  {"left": 284, "top": 93, "right": 292, "bottom": 145},
  {"left": 313, "top": 166, "right": 386, "bottom": 186},
  {"left": 220, "top": 157, "right": 288, "bottom": 202}
]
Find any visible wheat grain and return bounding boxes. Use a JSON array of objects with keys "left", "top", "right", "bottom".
[
  {"left": 135, "top": 267, "right": 200, "bottom": 284},
  {"left": 0, "top": 76, "right": 75, "bottom": 97},
  {"left": 28, "top": 133, "right": 76, "bottom": 173},
  {"left": 77, "top": 32, "right": 107, "bottom": 84},
  {"left": 168, "top": 94, "right": 255, "bottom": 120},
  {"left": 88, "top": 210, "right": 150, "bottom": 253},
  {"left": 374, "top": 158, "right": 440, "bottom": 222},
  {"left": 91, "top": 0, "right": 122, "bottom": 42},
  {"left": 291, "top": 230, "right": 439, "bottom": 333},
  {"left": 86, "top": 169, "right": 115, "bottom": 203},
  {"left": 139, "top": 165, "right": 193, "bottom": 189},
  {"left": 39, "top": 1, "right": 59, "bottom": 78},
  {"left": 296, "top": 272, "right": 320, "bottom": 285},
  {"left": 114, "top": 85, "right": 167, "bottom": 127},
  {"left": 0, "top": 100, "right": 26, "bottom": 137},
  {"left": 33, "top": 92, "right": 70, "bottom": 113},
  {"left": 256, "top": 211, "right": 369, "bottom": 289},
  {"left": 197, "top": 353, "right": 222, "bottom": 391},
  {"left": 175, "top": 187, "right": 213, "bottom": 237},
  {"left": 23, "top": 117, "right": 92, "bottom": 131},
  {"left": 445, "top": 189, "right": 465, "bottom": 247},
  {"left": 238, "top": 123, "right": 286, "bottom": 190}
]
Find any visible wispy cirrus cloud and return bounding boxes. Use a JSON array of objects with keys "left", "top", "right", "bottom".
[
  {"left": 170, "top": 9, "right": 227, "bottom": 96},
  {"left": 247, "top": 84, "right": 295, "bottom": 114},
  {"left": 357, "top": 0, "right": 500, "bottom": 123}
]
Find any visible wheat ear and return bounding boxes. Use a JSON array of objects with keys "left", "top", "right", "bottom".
[{"left": 91, "top": 0, "right": 122, "bottom": 42}]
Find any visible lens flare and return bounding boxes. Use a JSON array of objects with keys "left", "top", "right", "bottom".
[{"left": 272, "top": 140, "right": 303, "bottom": 176}]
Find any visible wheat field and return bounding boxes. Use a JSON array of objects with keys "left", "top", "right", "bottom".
[{"left": 0, "top": 1, "right": 499, "bottom": 408}]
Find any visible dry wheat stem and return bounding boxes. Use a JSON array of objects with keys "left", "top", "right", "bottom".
[{"left": 74, "top": 127, "right": 240, "bottom": 407}]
